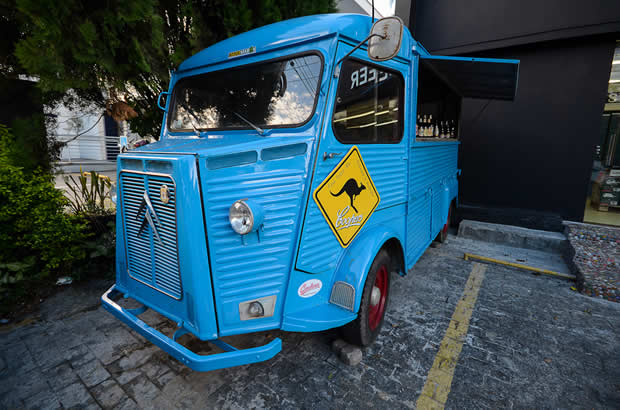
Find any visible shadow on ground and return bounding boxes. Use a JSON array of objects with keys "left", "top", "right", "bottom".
[{"left": 1, "top": 236, "right": 619, "bottom": 409}]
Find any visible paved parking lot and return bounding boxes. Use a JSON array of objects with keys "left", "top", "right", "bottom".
[{"left": 1, "top": 236, "right": 619, "bottom": 409}]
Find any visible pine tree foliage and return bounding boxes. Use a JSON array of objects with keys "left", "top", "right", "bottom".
[{"left": 9, "top": 0, "right": 337, "bottom": 138}]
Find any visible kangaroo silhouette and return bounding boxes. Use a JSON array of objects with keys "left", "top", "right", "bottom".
[{"left": 331, "top": 178, "right": 366, "bottom": 213}]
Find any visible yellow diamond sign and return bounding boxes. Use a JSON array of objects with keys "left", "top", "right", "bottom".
[{"left": 313, "top": 146, "right": 380, "bottom": 248}]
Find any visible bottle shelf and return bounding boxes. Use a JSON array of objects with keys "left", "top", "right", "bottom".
[{"left": 415, "top": 137, "right": 459, "bottom": 141}]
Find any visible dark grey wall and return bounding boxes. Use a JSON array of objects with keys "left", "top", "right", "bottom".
[
  {"left": 412, "top": 0, "right": 620, "bottom": 55},
  {"left": 458, "top": 37, "right": 615, "bottom": 222},
  {"left": 410, "top": 0, "right": 619, "bottom": 226}
]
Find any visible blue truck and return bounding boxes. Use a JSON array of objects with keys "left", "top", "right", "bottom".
[{"left": 102, "top": 13, "right": 519, "bottom": 371}]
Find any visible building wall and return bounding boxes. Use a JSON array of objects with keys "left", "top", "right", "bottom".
[
  {"left": 336, "top": 0, "right": 368, "bottom": 16},
  {"left": 458, "top": 37, "right": 615, "bottom": 221},
  {"left": 412, "top": 0, "right": 620, "bottom": 54},
  {"left": 51, "top": 103, "right": 108, "bottom": 161},
  {"left": 411, "top": 0, "right": 619, "bottom": 226}
]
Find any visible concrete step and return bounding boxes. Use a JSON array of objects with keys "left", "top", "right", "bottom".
[
  {"left": 457, "top": 220, "right": 568, "bottom": 253},
  {"left": 447, "top": 235, "right": 572, "bottom": 275}
]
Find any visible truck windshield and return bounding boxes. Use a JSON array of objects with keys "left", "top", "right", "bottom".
[{"left": 169, "top": 53, "right": 323, "bottom": 132}]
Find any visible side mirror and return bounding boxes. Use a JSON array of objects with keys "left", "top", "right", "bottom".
[
  {"left": 368, "top": 16, "right": 404, "bottom": 61},
  {"left": 157, "top": 91, "right": 170, "bottom": 111}
]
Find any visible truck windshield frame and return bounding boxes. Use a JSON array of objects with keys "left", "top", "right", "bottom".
[{"left": 168, "top": 51, "right": 324, "bottom": 133}]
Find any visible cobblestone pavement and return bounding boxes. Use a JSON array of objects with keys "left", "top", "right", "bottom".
[
  {"left": 565, "top": 222, "right": 619, "bottom": 302},
  {"left": 1, "top": 236, "right": 619, "bottom": 409}
]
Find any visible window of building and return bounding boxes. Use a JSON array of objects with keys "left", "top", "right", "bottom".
[
  {"left": 332, "top": 59, "right": 404, "bottom": 144},
  {"left": 584, "top": 41, "right": 620, "bottom": 226}
]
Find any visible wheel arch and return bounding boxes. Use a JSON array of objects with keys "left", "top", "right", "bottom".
[
  {"left": 383, "top": 237, "right": 405, "bottom": 277},
  {"left": 331, "top": 225, "right": 405, "bottom": 314},
  {"left": 442, "top": 175, "right": 458, "bottom": 227}
]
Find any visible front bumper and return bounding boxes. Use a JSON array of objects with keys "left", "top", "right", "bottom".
[{"left": 101, "top": 285, "right": 282, "bottom": 372}]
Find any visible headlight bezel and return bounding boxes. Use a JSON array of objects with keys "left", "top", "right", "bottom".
[
  {"left": 229, "top": 200, "right": 255, "bottom": 235},
  {"left": 228, "top": 199, "right": 264, "bottom": 235}
]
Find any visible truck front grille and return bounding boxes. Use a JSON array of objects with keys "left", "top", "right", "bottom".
[{"left": 120, "top": 171, "right": 182, "bottom": 299}]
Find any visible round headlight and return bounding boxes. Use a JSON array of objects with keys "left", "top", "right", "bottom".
[{"left": 229, "top": 200, "right": 254, "bottom": 235}]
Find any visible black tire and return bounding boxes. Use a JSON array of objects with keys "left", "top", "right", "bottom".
[
  {"left": 341, "top": 249, "right": 391, "bottom": 347},
  {"left": 435, "top": 201, "right": 453, "bottom": 243}
]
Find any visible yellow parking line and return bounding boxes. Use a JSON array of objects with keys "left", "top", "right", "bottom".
[
  {"left": 464, "top": 253, "right": 576, "bottom": 280},
  {"left": 416, "top": 262, "right": 487, "bottom": 409}
]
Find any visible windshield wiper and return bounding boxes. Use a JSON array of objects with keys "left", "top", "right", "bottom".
[
  {"left": 177, "top": 102, "right": 265, "bottom": 136},
  {"left": 179, "top": 102, "right": 204, "bottom": 137},
  {"left": 221, "top": 105, "right": 265, "bottom": 136},
  {"left": 232, "top": 111, "right": 265, "bottom": 136}
]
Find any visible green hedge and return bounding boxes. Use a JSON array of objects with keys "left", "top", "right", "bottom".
[{"left": 0, "top": 124, "right": 88, "bottom": 291}]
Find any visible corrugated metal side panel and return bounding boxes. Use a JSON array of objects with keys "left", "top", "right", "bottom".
[
  {"left": 203, "top": 163, "right": 306, "bottom": 332},
  {"left": 409, "top": 144, "right": 458, "bottom": 197},
  {"left": 296, "top": 144, "right": 407, "bottom": 274},
  {"left": 406, "top": 193, "right": 431, "bottom": 263},
  {"left": 406, "top": 143, "right": 458, "bottom": 266},
  {"left": 432, "top": 186, "right": 443, "bottom": 234},
  {"left": 296, "top": 200, "right": 341, "bottom": 274},
  {"left": 358, "top": 145, "right": 408, "bottom": 209}
]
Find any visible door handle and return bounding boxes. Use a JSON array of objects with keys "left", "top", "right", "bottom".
[{"left": 323, "top": 152, "right": 342, "bottom": 161}]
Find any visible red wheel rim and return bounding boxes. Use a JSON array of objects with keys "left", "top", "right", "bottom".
[
  {"left": 442, "top": 206, "right": 451, "bottom": 235},
  {"left": 368, "top": 265, "right": 388, "bottom": 331}
]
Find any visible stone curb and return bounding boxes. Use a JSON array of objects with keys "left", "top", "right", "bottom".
[
  {"left": 562, "top": 224, "right": 584, "bottom": 291},
  {"left": 457, "top": 220, "right": 568, "bottom": 253},
  {"left": 331, "top": 339, "right": 363, "bottom": 366}
]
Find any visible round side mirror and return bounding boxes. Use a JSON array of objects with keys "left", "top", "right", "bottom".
[{"left": 367, "top": 16, "right": 404, "bottom": 61}]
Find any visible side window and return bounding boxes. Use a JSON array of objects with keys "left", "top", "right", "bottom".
[{"left": 333, "top": 59, "right": 404, "bottom": 144}]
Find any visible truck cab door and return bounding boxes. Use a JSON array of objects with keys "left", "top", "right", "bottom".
[{"left": 296, "top": 41, "right": 410, "bottom": 274}]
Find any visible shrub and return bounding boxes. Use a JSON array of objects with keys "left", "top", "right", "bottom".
[
  {"left": 62, "top": 167, "right": 116, "bottom": 280},
  {"left": 65, "top": 168, "right": 114, "bottom": 216},
  {"left": 72, "top": 216, "right": 116, "bottom": 280},
  {"left": 0, "top": 124, "right": 89, "bottom": 293}
]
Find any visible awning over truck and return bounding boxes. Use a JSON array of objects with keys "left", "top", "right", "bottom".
[{"left": 421, "top": 55, "right": 519, "bottom": 101}]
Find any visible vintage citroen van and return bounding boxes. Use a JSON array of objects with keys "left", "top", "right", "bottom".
[{"left": 102, "top": 14, "right": 519, "bottom": 371}]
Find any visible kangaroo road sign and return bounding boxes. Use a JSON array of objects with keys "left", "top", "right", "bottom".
[{"left": 313, "top": 146, "right": 380, "bottom": 247}]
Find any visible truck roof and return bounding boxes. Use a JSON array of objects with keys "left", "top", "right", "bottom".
[{"left": 177, "top": 13, "right": 416, "bottom": 73}]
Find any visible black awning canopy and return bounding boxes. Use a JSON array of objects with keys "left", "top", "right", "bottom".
[{"left": 421, "top": 55, "right": 520, "bottom": 101}]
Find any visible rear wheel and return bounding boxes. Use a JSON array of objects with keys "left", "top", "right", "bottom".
[
  {"left": 436, "top": 202, "right": 453, "bottom": 243},
  {"left": 341, "top": 249, "right": 391, "bottom": 347}
]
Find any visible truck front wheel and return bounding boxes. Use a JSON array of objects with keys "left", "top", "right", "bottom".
[{"left": 341, "top": 249, "right": 391, "bottom": 347}]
